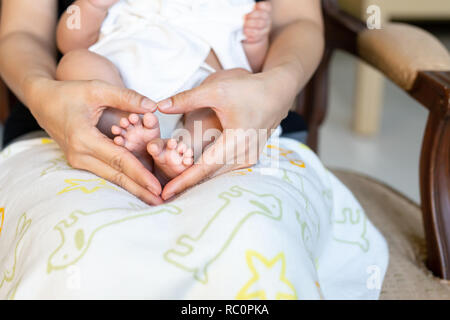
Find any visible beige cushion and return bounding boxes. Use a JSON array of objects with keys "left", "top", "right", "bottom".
[
  {"left": 358, "top": 23, "right": 450, "bottom": 91},
  {"left": 332, "top": 169, "right": 450, "bottom": 299}
]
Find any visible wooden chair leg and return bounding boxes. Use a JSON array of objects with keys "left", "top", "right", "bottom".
[
  {"left": 420, "top": 106, "right": 450, "bottom": 279},
  {"left": 352, "top": 62, "right": 385, "bottom": 135}
]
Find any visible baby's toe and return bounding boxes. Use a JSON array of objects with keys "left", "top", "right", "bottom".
[
  {"left": 166, "top": 138, "right": 178, "bottom": 150},
  {"left": 143, "top": 112, "right": 159, "bottom": 129},
  {"left": 114, "top": 136, "right": 125, "bottom": 147},
  {"left": 184, "top": 148, "right": 194, "bottom": 159},
  {"left": 111, "top": 125, "right": 123, "bottom": 136},
  {"left": 119, "top": 117, "right": 131, "bottom": 129},
  {"left": 128, "top": 113, "right": 141, "bottom": 125},
  {"left": 176, "top": 142, "right": 187, "bottom": 154},
  {"left": 182, "top": 157, "right": 194, "bottom": 166},
  {"left": 147, "top": 138, "right": 164, "bottom": 157}
]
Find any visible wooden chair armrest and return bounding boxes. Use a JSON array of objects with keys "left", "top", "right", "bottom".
[
  {"left": 358, "top": 24, "right": 450, "bottom": 91},
  {"left": 323, "top": 0, "right": 450, "bottom": 111},
  {"left": 321, "top": 0, "right": 450, "bottom": 279}
]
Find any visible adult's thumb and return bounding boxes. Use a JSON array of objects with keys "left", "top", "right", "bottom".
[
  {"left": 98, "top": 82, "right": 157, "bottom": 113},
  {"left": 157, "top": 84, "right": 213, "bottom": 114}
]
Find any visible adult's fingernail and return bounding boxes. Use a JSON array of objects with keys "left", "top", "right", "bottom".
[
  {"left": 157, "top": 98, "right": 173, "bottom": 110},
  {"left": 142, "top": 98, "right": 156, "bottom": 110},
  {"left": 164, "top": 192, "right": 175, "bottom": 200},
  {"left": 149, "top": 186, "right": 162, "bottom": 197}
]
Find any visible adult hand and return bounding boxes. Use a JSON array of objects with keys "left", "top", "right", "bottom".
[
  {"left": 157, "top": 68, "right": 296, "bottom": 200},
  {"left": 26, "top": 78, "right": 163, "bottom": 205}
]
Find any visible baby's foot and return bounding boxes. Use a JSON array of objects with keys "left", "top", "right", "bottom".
[
  {"left": 147, "top": 138, "right": 194, "bottom": 182},
  {"left": 112, "top": 113, "right": 161, "bottom": 159},
  {"left": 243, "top": 1, "right": 272, "bottom": 44}
]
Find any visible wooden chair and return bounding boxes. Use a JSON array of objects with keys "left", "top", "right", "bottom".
[
  {"left": 1, "top": 0, "right": 449, "bottom": 299},
  {"left": 339, "top": 0, "right": 450, "bottom": 136},
  {"left": 298, "top": 0, "right": 450, "bottom": 298}
]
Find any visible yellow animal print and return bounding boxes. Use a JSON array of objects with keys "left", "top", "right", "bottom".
[
  {"left": 47, "top": 204, "right": 182, "bottom": 273},
  {"left": 0, "top": 213, "right": 31, "bottom": 289},
  {"left": 265, "top": 145, "right": 305, "bottom": 168},
  {"left": 315, "top": 281, "right": 324, "bottom": 300},
  {"left": 232, "top": 168, "right": 253, "bottom": 176},
  {"left": 333, "top": 208, "right": 370, "bottom": 252},
  {"left": 299, "top": 143, "right": 312, "bottom": 151},
  {"left": 164, "top": 186, "right": 282, "bottom": 284},
  {"left": 57, "top": 179, "right": 118, "bottom": 195},
  {"left": 41, "top": 138, "right": 54, "bottom": 145},
  {"left": 41, "top": 156, "right": 70, "bottom": 177}
]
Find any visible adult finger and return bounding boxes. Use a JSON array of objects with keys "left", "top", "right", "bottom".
[
  {"left": 91, "top": 81, "right": 157, "bottom": 113},
  {"left": 156, "top": 83, "right": 216, "bottom": 114},
  {"left": 162, "top": 136, "right": 231, "bottom": 200},
  {"left": 85, "top": 131, "right": 162, "bottom": 196},
  {"left": 162, "top": 162, "right": 222, "bottom": 201},
  {"left": 77, "top": 155, "right": 164, "bottom": 205}
]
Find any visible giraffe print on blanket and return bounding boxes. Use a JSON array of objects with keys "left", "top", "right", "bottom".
[
  {"left": 47, "top": 203, "right": 182, "bottom": 273},
  {"left": 164, "top": 186, "right": 283, "bottom": 284}
]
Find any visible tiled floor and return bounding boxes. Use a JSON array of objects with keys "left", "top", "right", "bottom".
[{"left": 1, "top": 27, "right": 448, "bottom": 204}]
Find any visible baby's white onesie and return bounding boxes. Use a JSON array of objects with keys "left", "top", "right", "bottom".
[{"left": 89, "top": 0, "right": 255, "bottom": 138}]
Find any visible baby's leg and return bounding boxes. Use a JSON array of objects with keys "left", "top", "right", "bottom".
[
  {"left": 179, "top": 51, "right": 223, "bottom": 155},
  {"left": 183, "top": 58, "right": 224, "bottom": 154},
  {"left": 56, "top": 49, "right": 161, "bottom": 161},
  {"left": 57, "top": 0, "right": 119, "bottom": 54},
  {"left": 183, "top": 108, "right": 222, "bottom": 155},
  {"left": 147, "top": 51, "right": 223, "bottom": 182},
  {"left": 56, "top": 49, "right": 128, "bottom": 135}
]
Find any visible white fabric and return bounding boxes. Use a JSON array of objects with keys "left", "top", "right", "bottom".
[
  {"left": 0, "top": 137, "right": 388, "bottom": 299},
  {"left": 160, "top": 62, "right": 215, "bottom": 138},
  {"left": 89, "top": 0, "right": 254, "bottom": 138}
]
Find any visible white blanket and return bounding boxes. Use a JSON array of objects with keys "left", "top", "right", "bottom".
[{"left": 0, "top": 137, "right": 388, "bottom": 299}]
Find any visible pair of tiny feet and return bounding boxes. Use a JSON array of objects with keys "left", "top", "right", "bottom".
[
  {"left": 111, "top": 113, "right": 194, "bottom": 181},
  {"left": 104, "top": 0, "right": 273, "bottom": 181}
]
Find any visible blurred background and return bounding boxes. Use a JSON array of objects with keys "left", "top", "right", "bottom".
[{"left": 321, "top": 0, "right": 450, "bottom": 203}]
